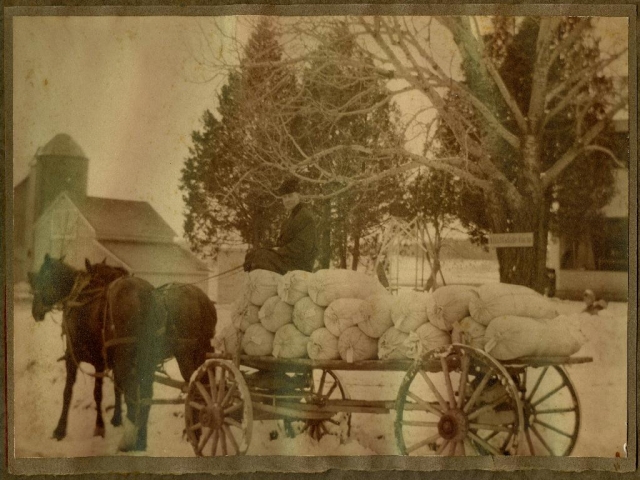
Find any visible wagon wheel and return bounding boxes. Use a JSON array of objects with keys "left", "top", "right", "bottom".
[
  {"left": 518, "top": 365, "right": 580, "bottom": 456},
  {"left": 185, "top": 359, "right": 253, "bottom": 456},
  {"left": 284, "top": 370, "right": 351, "bottom": 442},
  {"left": 395, "top": 344, "right": 523, "bottom": 456}
]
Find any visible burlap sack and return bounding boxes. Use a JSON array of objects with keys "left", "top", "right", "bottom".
[
  {"left": 212, "top": 324, "right": 241, "bottom": 355},
  {"left": 451, "top": 316, "right": 486, "bottom": 349},
  {"left": 307, "top": 327, "right": 340, "bottom": 360},
  {"left": 428, "top": 285, "right": 478, "bottom": 331},
  {"left": 248, "top": 269, "right": 283, "bottom": 306},
  {"left": 308, "top": 269, "right": 387, "bottom": 307},
  {"left": 324, "top": 298, "right": 370, "bottom": 337},
  {"left": 378, "top": 327, "right": 411, "bottom": 360},
  {"left": 242, "top": 323, "right": 275, "bottom": 356},
  {"left": 259, "top": 295, "right": 294, "bottom": 333},
  {"left": 278, "top": 270, "right": 311, "bottom": 305},
  {"left": 338, "top": 326, "right": 378, "bottom": 363},
  {"left": 231, "top": 292, "right": 261, "bottom": 332},
  {"left": 272, "top": 324, "right": 309, "bottom": 359},
  {"left": 292, "top": 296, "right": 326, "bottom": 336},
  {"left": 404, "top": 323, "right": 452, "bottom": 359},
  {"left": 484, "top": 315, "right": 583, "bottom": 360},
  {"left": 391, "top": 291, "right": 433, "bottom": 333},
  {"left": 469, "top": 283, "right": 558, "bottom": 326},
  {"left": 358, "top": 294, "right": 394, "bottom": 338}
]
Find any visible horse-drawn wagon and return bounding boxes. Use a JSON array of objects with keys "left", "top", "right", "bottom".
[{"left": 181, "top": 344, "right": 591, "bottom": 457}]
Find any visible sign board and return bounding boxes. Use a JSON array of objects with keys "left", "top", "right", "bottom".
[{"left": 487, "top": 232, "right": 534, "bottom": 248}]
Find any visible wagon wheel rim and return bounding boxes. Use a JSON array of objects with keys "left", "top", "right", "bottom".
[
  {"left": 185, "top": 359, "right": 253, "bottom": 456},
  {"left": 519, "top": 365, "right": 580, "bottom": 456},
  {"left": 286, "top": 369, "right": 351, "bottom": 441},
  {"left": 395, "top": 344, "right": 523, "bottom": 456}
]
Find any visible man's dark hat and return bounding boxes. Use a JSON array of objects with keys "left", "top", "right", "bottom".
[{"left": 276, "top": 178, "right": 300, "bottom": 196}]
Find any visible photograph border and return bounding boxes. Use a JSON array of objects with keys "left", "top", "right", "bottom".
[{"left": 3, "top": 1, "right": 637, "bottom": 476}]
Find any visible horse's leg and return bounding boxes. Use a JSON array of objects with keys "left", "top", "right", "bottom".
[
  {"left": 111, "top": 385, "right": 122, "bottom": 427},
  {"left": 53, "top": 356, "right": 77, "bottom": 440},
  {"left": 93, "top": 375, "right": 106, "bottom": 438},
  {"left": 134, "top": 371, "right": 154, "bottom": 451}
]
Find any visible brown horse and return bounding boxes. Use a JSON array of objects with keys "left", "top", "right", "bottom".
[{"left": 29, "top": 255, "right": 160, "bottom": 451}]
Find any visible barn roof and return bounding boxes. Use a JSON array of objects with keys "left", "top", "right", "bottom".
[
  {"left": 100, "top": 240, "right": 210, "bottom": 274},
  {"left": 75, "top": 196, "right": 177, "bottom": 241},
  {"left": 38, "top": 133, "right": 87, "bottom": 159}
]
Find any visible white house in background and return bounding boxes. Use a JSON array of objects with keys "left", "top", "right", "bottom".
[
  {"left": 14, "top": 133, "right": 211, "bottom": 289},
  {"left": 547, "top": 116, "right": 630, "bottom": 301}
]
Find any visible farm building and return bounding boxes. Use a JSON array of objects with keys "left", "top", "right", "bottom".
[
  {"left": 547, "top": 116, "right": 630, "bottom": 301},
  {"left": 13, "top": 133, "right": 211, "bottom": 288}
]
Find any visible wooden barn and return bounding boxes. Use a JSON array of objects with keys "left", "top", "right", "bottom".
[{"left": 14, "top": 133, "right": 211, "bottom": 289}]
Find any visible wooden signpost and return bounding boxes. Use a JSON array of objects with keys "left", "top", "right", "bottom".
[{"left": 487, "top": 232, "right": 534, "bottom": 248}]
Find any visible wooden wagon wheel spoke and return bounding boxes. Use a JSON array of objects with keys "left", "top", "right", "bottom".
[
  {"left": 318, "top": 370, "right": 327, "bottom": 396},
  {"left": 405, "top": 432, "right": 441, "bottom": 454},
  {"left": 534, "top": 419, "right": 573, "bottom": 438},
  {"left": 440, "top": 357, "right": 457, "bottom": 408},
  {"left": 455, "top": 439, "right": 465, "bottom": 456},
  {"left": 222, "top": 383, "right": 237, "bottom": 408},
  {"left": 527, "top": 367, "right": 549, "bottom": 403},
  {"left": 220, "top": 424, "right": 228, "bottom": 455},
  {"left": 467, "top": 394, "right": 510, "bottom": 420},
  {"left": 216, "top": 366, "right": 226, "bottom": 405},
  {"left": 535, "top": 407, "right": 577, "bottom": 414},
  {"left": 407, "top": 391, "right": 443, "bottom": 417},
  {"left": 418, "top": 370, "right": 449, "bottom": 412},
  {"left": 189, "top": 401, "right": 205, "bottom": 411},
  {"left": 530, "top": 423, "right": 556, "bottom": 456},
  {"left": 188, "top": 422, "right": 203, "bottom": 432},
  {"left": 531, "top": 383, "right": 565, "bottom": 407},
  {"left": 468, "top": 423, "right": 513, "bottom": 433},
  {"left": 223, "top": 417, "right": 243, "bottom": 429},
  {"left": 224, "top": 402, "right": 244, "bottom": 416},
  {"left": 457, "top": 354, "right": 470, "bottom": 409},
  {"left": 500, "top": 432, "right": 514, "bottom": 452},
  {"left": 207, "top": 367, "right": 217, "bottom": 403},
  {"left": 223, "top": 424, "right": 239, "bottom": 454},
  {"left": 446, "top": 440, "right": 457, "bottom": 456},
  {"left": 210, "top": 429, "right": 219, "bottom": 456},
  {"left": 463, "top": 372, "right": 492, "bottom": 413},
  {"left": 467, "top": 430, "right": 501, "bottom": 456},
  {"left": 196, "top": 428, "right": 213, "bottom": 455},
  {"left": 525, "top": 428, "right": 536, "bottom": 455},
  {"left": 436, "top": 438, "right": 451, "bottom": 455},
  {"left": 401, "top": 420, "right": 440, "bottom": 427},
  {"left": 195, "top": 381, "right": 213, "bottom": 406},
  {"left": 325, "top": 381, "right": 338, "bottom": 399}
]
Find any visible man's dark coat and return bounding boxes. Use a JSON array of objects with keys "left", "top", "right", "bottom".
[{"left": 244, "top": 203, "right": 317, "bottom": 275}]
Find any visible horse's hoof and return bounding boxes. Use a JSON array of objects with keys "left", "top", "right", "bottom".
[
  {"left": 117, "top": 418, "right": 139, "bottom": 452},
  {"left": 52, "top": 428, "right": 66, "bottom": 440},
  {"left": 94, "top": 426, "right": 106, "bottom": 438},
  {"left": 111, "top": 416, "right": 122, "bottom": 427}
]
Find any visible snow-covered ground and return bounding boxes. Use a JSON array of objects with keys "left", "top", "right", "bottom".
[{"left": 11, "top": 260, "right": 629, "bottom": 459}]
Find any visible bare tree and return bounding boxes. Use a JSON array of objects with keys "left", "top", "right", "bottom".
[{"left": 198, "top": 15, "right": 627, "bottom": 290}]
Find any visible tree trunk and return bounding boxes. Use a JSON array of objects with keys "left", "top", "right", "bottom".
[
  {"left": 494, "top": 136, "right": 550, "bottom": 293},
  {"left": 317, "top": 201, "right": 332, "bottom": 269},
  {"left": 351, "top": 230, "right": 361, "bottom": 270}
]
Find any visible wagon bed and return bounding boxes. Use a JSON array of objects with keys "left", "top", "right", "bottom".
[{"left": 181, "top": 346, "right": 592, "bottom": 457}]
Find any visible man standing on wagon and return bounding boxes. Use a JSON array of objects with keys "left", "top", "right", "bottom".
[{"left": 243, "top": 178, "right": 318, "bottom": 274}]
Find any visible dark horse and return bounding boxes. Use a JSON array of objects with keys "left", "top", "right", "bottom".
[
  {"left": 29, "top": 254, "right": 160, "bottom": 450},
  {"left": 29, "top": 255, "right": 217, "bottom": 451},
  {"left": 29, "top": 255, "right": 128, "bottom": 440}
]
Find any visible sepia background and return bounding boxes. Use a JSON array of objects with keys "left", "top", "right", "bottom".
[{"left": 10, "top": 12, "right": 631, "bottom": 461}]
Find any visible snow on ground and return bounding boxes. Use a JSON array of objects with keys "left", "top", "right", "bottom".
[{"left": 11, "top": 260, "right": 629, "bottom": 459}]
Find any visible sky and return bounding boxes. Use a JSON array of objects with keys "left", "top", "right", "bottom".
[{"left": 12, "top": 15, "right": 629, "bottom": 239}]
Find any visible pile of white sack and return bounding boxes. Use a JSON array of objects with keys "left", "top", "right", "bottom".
[{"left": 214, "top": 271, "right": 585, "bottom": 362}]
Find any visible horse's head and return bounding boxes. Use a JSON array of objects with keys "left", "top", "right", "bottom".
[
  {"left": 85, "top": 258, "right": 129, "bottom": 287},
  {"left": 29, "top": 254, "right": 77, "bottom": 321}
]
